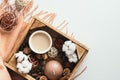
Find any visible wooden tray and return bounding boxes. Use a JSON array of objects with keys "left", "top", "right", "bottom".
[{"left": 5, "top": 17, "right": 89, "bottom": 80}]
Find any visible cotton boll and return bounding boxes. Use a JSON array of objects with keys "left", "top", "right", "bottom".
[
  {"left": 16, "top": 51, "right": 32, "bottom": 74},
  {"left": 69, "top": 43, "right": 76, "bottom": 52},
  {"left": 18, "top": 68, "right": 23, "bottom": 73},
  {"left": 62, "top": 40, "right": 78, "bottom": 63},
  {"left": 17, "top": 60, "right": 32, "bottom": 74},
  {"left": 22, "top": 60, "right": 29, "bottom": 68},
  {"left": 63, "top": 40, "right": 76, "bottom": 52},
  {"left": 73, "top": 57, "right": 78, "bottom": 63},
  {"left": 15, "top": 51, "right": 23, "bottom": 58},
  {"left": 71, "top": 54, "right": 78, "bottom": 63},
  {"left": 67, "top": 53, "right": 78, "bottom": 63},
  {"left": 16, "top": 63, "right": 22, "bottom": 69},
  {"left": 24, "top": 70, "right": 29, "bottom": 74},
  {"left": 15, "top": 51, "right": 29, "bottom": 63},
  {"left": 21, "top": 67, "right": 30, "bottom": 74},
  {"left": 17, "top": 55, "right": 27, "bottom": 63},
  {"left": 68, "top": 58, "right": 74, "bottom": 63},
  {"left": 68, "top": 55, "right": 74, "bottom": 63},
  {"left": 17, "top": 63, "right": 25, "bottom": 73},
  {"left": 26, "top": 61, "right": 32, "bottom": 70},
  {"left": 66, "top": 50, "right": 74, "bottom": 56},
  {"left": 17, "top": 57, "right": 23, "bottom": 63},
  {"left": 15, "top": 51, "right": 23, "bottom": 59},
  {"left": 22, "top": 60, "right": 32, "bottom": 70},
  {"left": 69, "top": 58, "right": 77, "bottom": 63},
  {"left": 23, "top": 65, "right": 32, "bottom": 73},
  {"left": 68, "top": 57, "right": 78, "bottom": 63},
  {"left": 62, "top": 44, "right": 68, "bottom": 52},
  {"left": 72, "top": 53, "right": 77, "bottom": 58},
  {"left": 64, "top": 41, "right": 72, "bottom": 46},
  {"left": 18, "top": 66, "right": 29, "bottom": 74}
]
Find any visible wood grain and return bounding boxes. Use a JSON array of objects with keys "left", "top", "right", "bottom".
[{"left": 5, "top": 17, "right": 89, "bottom": 80}]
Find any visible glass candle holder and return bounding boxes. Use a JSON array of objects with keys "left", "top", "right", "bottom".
[{"left": 0, "top": 6, "right": 18, "bottom": 32}]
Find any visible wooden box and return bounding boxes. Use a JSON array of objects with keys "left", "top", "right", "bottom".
[{"left": 5, "top": 17, "right": 89, "bottom": 80}]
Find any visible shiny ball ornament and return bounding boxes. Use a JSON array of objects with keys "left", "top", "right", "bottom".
[{"left": 44, "top": 60, "right": 63, "bottom": 80}]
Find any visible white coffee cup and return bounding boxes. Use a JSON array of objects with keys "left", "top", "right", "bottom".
[{"left": 29, "top": 30, "right": 52, "bottom": 54}]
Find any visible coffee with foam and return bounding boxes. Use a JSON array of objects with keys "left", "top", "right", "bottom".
[{"left": 29, "top": 30, "right": 52, "bottom": 54}]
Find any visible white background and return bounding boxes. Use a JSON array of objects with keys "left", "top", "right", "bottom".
[
  {"left": 34, "top": 0, "right": 120, "bottom": 80},
  {"left": 5, "top": 0, "right": 120, "bottom": 80}
]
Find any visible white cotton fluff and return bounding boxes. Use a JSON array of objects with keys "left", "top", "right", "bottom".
[
  {"left": 17, "top": 63, "right": 23, "bottom": 69},
  {"left": 22, "top": 60, "right": 32, "bottom": 70},
  {"left": 62, "top": 44, "right": 68, "bottom": 52},
  {"left": 66, "top": 50, "right": 74, "bottom": 56},
  {"left": 62, "top": 40, "right": 78, "bottom": 63},
  {"left": 64, "top": 41, "right": 72, "bottom": 47},
  {"left": 69, "top": 43, "right": 76, "bottom": 52},
  {"left": 17, "top": 63, "right": 25, "bottom": 73},
  {"left": 62, "top": 41, "right": 76, "bottom": 53},
  {"left": 18, "top": 66, "right": 30, "bottom": 74},
  {"left": 67, "top": 53, "right": 78, "bottom": 63},
  {"left": 69, "top": 57, "right": 78, "bottom": 63},
  {"left": 17, "top": 60, "right": 32, "bottom": 74},
  {"left": 15, "top": 51, "right": 28, "bottom": 63},
  {"left": 15, "top": 51, "right": 32, "bottom": 74},
  {"left": 70, "top": 53, "right": 78, "bottom": 63}
]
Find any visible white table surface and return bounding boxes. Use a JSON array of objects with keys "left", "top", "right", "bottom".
[
  {"left": 34, "top": 0, "right": 120, "bottom": 80},
  {"left": 8, "top": 0, "right": 120, "bottom": 80}
]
